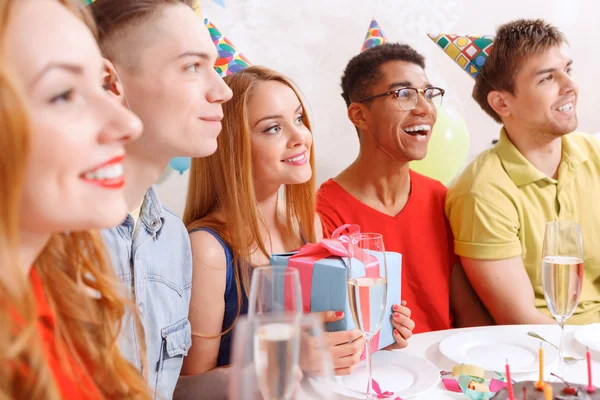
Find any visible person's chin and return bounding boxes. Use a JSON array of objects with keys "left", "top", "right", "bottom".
[
  {"left": 190, "top": 138, "right": 219, "bottom": 158},
  {"left": 298, "top": 172, "right": 313, "bottom": 184},
  {"left": 65, "top": 208, "right": 128, "bottom": 232},
  {"left": 549, "top": 111, "right": 578, "bottom": 134},
  {"left": 410, "top": 154, "right": 427, "bottom": 163},
  {"left": 96, "top": 202, "right": 129, "bottom": 229},
  {"left": 75, "top": 188, "right": 129, "bottom": 228},
  {"left": 565, "top": 115, "right": 579, "bottom": 133},
  {"left": 551, "top": 120, "right": 578, "bottom": 137},
  {"left": 396, "top": 148, "right": 426, "bottom": 163},
  {"left": 286, "top": 170, "right": 313, "bottom": 185}
]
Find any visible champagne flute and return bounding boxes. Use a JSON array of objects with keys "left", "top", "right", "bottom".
[
  {"left": 542, "top": 220, "right": 584, "bottom": 376},
  {"left": 248, "top": 266, "right": 303, "bottom": 318},
  {"left": 228, "top": 314, "right": 335, "bottom": 400},
  {"left": 346, "top": 233, "right": 388, "bottom": 400}
]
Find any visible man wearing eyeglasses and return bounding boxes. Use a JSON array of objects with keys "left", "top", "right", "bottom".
[
  {"left": 317, "top": 43, "right": 492, "bottom": 347},
  {"left": 446, "top": 19, "right": 600, "bottom": 326}
]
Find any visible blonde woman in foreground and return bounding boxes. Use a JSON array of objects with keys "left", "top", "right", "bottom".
[{"left": 0, "top": 0, "right": 150, "bottom": 398}]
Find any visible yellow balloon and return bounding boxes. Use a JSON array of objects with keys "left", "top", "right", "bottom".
[{"left": 411, "top": 106, "right": 470, "bottom": 185}]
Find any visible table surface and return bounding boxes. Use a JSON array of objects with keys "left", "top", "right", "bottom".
[{"left": 329, "top": 324, "right": 600, "bottom": 399}]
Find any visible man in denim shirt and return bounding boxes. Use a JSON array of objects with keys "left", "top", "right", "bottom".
[
  {"left": 89, "top": 1, "right": 232, "bottom": 398},
  {"left": 102, "top": 188, "right": 194, "bottom": 397}
]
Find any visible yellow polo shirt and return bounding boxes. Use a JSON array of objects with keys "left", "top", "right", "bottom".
[{"left": 446, "top": 128, "right": 600, "bottom": 324}]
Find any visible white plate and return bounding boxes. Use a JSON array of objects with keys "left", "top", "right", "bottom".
[
  {"left": 439, "top": 331, "right": 558, "bottom": 373},
  {"left": 333, "top": 351, "right": 440, "bottom": 399},
  {"left": 575, "top": 323, "right": 600, "bottom": 352}
]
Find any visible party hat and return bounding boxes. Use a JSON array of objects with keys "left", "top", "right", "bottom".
[
  {"left": 361, "top": 19, "right": 388, "bottom": 52},
  {"left": 428, "top": 33, "right": 495, "bottom": 79},
  {"left": 205, "top": 19, "right": 251, "bottom": 77}
]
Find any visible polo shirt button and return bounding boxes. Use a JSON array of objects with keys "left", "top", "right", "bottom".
[
  {"left": 138, "top": 303, "right": 144, "bottom": 315},
  {"left": 152, "top": 220, "right": 159, "bottom": 227}
]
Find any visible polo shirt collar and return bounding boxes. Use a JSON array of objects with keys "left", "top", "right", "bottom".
[
  {"left": 495, "top": 127, "right": 588, "bottom": 187},
  {"left": 562, "top": 131, "right": 588, "bottom": 167}
]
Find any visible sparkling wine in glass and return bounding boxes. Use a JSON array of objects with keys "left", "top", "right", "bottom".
[
  {"left": 248, "top": 266, "right": 303, "bottom": 318},
  {"left": 347, "top": 277, "right": 388, "bottom": 335},
  {"left": 228, "top": 314, "right": 335, "bottom": 400},
  {"left": 347, "top": 233, "right": 388, "bottom": 399},
  {"left": 254, "top": 321, "right": 300, "bottom": 400},
  {"left": 542, "top": 220, "right": 584, "bottom": 376}
]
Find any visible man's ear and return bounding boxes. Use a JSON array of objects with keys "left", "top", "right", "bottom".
[
  {"left": 487, "top": 90, "right": 511, "bottom": 120},
  {"left": 347, "top": 102, "right": 370, "bottom": 133},
  {"left": 103, "top": 58, "right": 125, "bottom": 101}
]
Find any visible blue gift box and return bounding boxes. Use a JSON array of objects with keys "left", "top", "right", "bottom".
[{"left": 269, "top": 250, "right": 402, "bottom": 351}]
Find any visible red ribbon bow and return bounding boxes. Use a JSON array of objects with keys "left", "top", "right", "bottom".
[{"left": 287, "top": 224, "right": 360, "bottom": 312}]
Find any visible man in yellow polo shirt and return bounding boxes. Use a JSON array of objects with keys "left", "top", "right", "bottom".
[{"left": 446, "top": 18, "right": 600, "bottom": 325}]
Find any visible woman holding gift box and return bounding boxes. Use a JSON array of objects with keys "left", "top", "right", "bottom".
[
  {"left": 0, "top": 0, "right": 151, "bottom": 398},
  {"left": 182, "top": 66, "right": 400, "bottom": 378}
]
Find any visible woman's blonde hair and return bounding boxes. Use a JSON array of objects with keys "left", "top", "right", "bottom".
[
  {"left": 0, "top": 1, "right": 149, "bottom": 398},
  {"left": 183, "top": 66, "right": 317, "bottom": 335}
]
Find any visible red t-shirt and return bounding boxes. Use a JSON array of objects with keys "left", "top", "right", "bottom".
[
  {"left": 29, "top": 268, "right": 103, "bottom": 400},
  {"left": 316, "top": 169, "right": 454, "bottom": 334}
]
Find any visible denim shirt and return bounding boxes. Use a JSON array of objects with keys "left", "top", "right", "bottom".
[{"left": 102, "top": 187, "right": 192, "bottom": 400}]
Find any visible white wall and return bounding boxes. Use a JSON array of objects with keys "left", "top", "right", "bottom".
[{"left": 157, "top": 0, "right": 600, "bottom": 216}]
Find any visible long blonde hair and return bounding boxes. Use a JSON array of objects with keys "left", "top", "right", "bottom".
[
  {"left": 0, "top": 1, "right": 149, "bottom": 398},
  {"left": 183, "top": 66, "right": 317, "bottom": 333}
]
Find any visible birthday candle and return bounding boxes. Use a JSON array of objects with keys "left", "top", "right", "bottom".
[
  {"left": 506, "top": 359, "right": 515, "bottom": 400},
  {"left": 523, "top": 386, "right": 527, "bottom": 399},
  {"left": 536, "top": 343, "right": 544, "bottom": 390},
  {"left": 587, "top": 347, "right": 596, "bottom": 393},
  {"left": 544, "top": 383, "right": 552, "bottom": 400}
]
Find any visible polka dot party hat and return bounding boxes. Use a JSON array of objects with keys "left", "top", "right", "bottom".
[
  {"left": 205, "top": 18, "right": 251, "bottom": 77},
  {"left": 361, "top": 19, "right": 388, "bottom": 52}
]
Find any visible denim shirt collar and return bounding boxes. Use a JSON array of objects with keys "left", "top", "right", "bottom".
[{"left": 139, "top": 186, "right": 165, "bottom": 238}]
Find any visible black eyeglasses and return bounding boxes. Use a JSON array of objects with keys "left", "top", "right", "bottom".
[{"left": 355, "top": 86, "right": 445, "bottom": 110}]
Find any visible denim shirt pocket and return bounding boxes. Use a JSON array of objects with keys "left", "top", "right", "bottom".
[{"left": 155, "top": 317, "right": 192, "bottom": 396}]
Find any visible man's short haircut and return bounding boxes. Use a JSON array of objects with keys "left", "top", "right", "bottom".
[
  {"left": 473, "top": 18, "right": 567, "bottom": 123},
  {"left": 340, "top": 43, "right": 426, "bottom": 108},
  {"left": 89, "top": 0, "right": 196, "bottom": 69}
]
